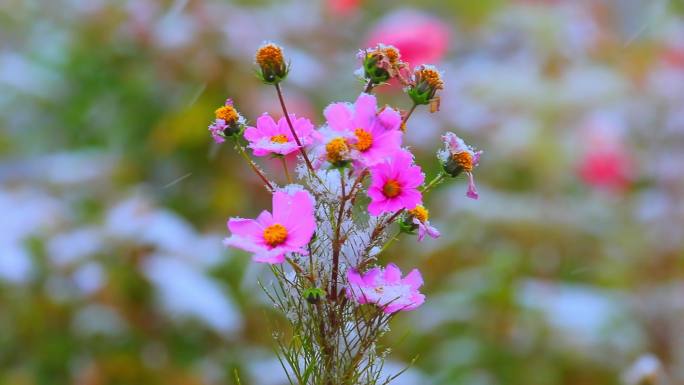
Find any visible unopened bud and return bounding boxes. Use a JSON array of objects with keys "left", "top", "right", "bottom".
[{"left": 256, "top": 42, "right": 289, "bottom": 85}]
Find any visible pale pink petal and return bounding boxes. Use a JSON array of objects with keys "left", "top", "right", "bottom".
[
  {"left": 376, "top": 107, "right": 402, "bottom": 131},
  {"left": 403, "top": 269, "right": 424, "bottom": 290},
  {"left": 353, "top": 93, "right": 378, "bottom": 128},
  {"left": 223, "top": 235, "right": 264, "bottom": 253},
  {"left": 243, "top": 126, "right": 262, "bottom": 142},
  {"left": 228, "top": 218, "right": 264, "bottom": 240},
  {"left": 256, "top": 114, "right": 279, "bottom": 135},
  {"left": 466, "top": 172, "right": 479, "bottom": 200},
  {"left": 252, "top": 248, "right": 286, "bottom": 264},
  {"left": 324, "top": 102, "right": 354, "bottom": 132},
  {"left": 383, "top": 263, "right": 402, "bottom": 283}
]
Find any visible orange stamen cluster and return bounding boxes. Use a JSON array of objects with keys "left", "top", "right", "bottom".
[
  {"left": 256, "top": 43, "right": 285, "bottom": 68},
  {"left": 452, "top": 151, "right": 474, "bottom": 172},
  {"left": 326, "top": 137, "right": 349, "bottom": 164},
  {"left": 382, "top": 179, "right": 402, "bottom": 198},
  {"left": 416, "top": 67, "right": 444, "bottom": 90},
  {"left": 215, "top": 105, "right": 239, "bottom": 123},
  {"left": 271, "top": 134, "right": 288, "bottom": 144},
  {"left": 263, "top": 223, "right": 288, "bottom": 247},
  {"left": 354, "top": 128, "right": 373, "bottom": 152},
  {"left": 409, "top": 205, "right": 429, "bottom": 222}
]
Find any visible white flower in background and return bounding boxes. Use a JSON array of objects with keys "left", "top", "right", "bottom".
[{"left": 142, "top": 255, "right": 242, "bottom": 335}]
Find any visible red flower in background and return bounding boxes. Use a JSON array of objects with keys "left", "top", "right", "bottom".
[
  {"left": 576, "top": 115, "right": 633, "bottom": 193},
  {"left": 365, "top": 10, "right": 450, "bottom": 66},
  {"left": 578, "top": 149, "right": 632, "bottom": 192},
  {"left": 327, "top": 0, "right": 361, "bottom": 16}
]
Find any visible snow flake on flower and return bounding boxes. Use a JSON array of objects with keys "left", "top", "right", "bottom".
[
  {"left": 224, "top": 187, "right": 315, "bottom": 264},
  {"left": 346, "top": 263, "right": 425, "bottom": 314},
  {"left": 243, "top": 113, "right": 317, "bottom": 157},
  {"left": 367, "top": 150, "right": 424, "bottom": 216},
  {"left": 439, "top": 132, "right": 482, "bottom": 199}
]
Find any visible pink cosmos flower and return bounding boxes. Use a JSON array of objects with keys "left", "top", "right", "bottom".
[
  {"left": 209, "top": 119, "right": 228, "bottom": 144},
  {"left": 440, "top": 132, "right": 482, "bottom": 200},
  {"left": 367, "top": 150, "right": 424, "bottom": 216},
  {"left": 224, "top": 188, "right": 316, "bottom": 264},
  {"left": 346, "top": 263, "right": 425, "bottom": 314},
  {"left": 365, "top": 10, "right": 450, "bottom": 66},
  {"left": 209, "top": 98, "right": 245, "bottom": 144},
  {"left": 244, "top": 113, "right": 317, "bottom": 157},
  {"left": 323, "top": 93, "right": 403, "bottom": 168}
]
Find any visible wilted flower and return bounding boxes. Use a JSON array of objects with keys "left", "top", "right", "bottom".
[
  {"left": 243, "top": 113, "right": 317, "bottom": 157},
  {"left": 439, "top": 132, "right": 482, "bottom": 199},
  {"left": 346, "top": 263, "right": 425, "bottom": 314},
  {"left": 358, "top": 44, "right": 411, "bottom": 86},
  {"left": 224, "top": 188, "right": 315, "bottom": 264},
  {"left": 405, "top": 205, "right": 440, "bottom": 242},
  {"left": 323, "top": 93, "right": 403, "bottom": 167},
  {"left": 256, "top": 42, "right": 289, "bottom": 85},
  {"left": 407, "top": 65, "right": 444, "bottom": 106},
  {"left": 367, "top": 150, "right": 424, "bottom": 216},
  {"left": 208, "top": 99, "right": 245, "bottom": 143}
]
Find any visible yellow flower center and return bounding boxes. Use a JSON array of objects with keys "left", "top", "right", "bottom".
[
  {"left": 271, "top": 134, "right": 288, "bottom": 144},
  {"left": 263, "top": 223, "right": 288, "bottom": 247},
  {"left": 354, "top": 128, "right": 373, "bottom": 152},
  {"left": 326, "top": 137, "right": 349, "bottom": 164},
  {"left": 382, "top": 179, "right": 402, "bottom": 198},
  {"left": 452, "top": 151, "right": 474, "bottom": 172},
  {"left": 417, "top": 67, "right": 444, "bottom": 90},
  {"left": 215, "top": 105, "right": 239, "bottom": 123},
  {"left": 256, "top": 43, "right": 285, "bottom": 68},
  {"left": 409, "top": 205, "right": 429, "bottom": 222}
]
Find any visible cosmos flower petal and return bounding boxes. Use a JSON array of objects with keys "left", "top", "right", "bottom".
[
  {"left": 323, "top": 102, "right": 354, "bottom": 132},
  {"left": 466, "top": 172, "right": 479, "bottom": 200},
  {"left": 353, "top": 93, "right": 378, "bottom": 128}
]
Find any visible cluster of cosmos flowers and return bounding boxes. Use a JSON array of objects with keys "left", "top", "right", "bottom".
[{"left": 208, "top": 42, "right": 481, "bottom": 316}]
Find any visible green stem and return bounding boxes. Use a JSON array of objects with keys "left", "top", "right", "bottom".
[
  {"left": 233, "top": 137, "right": 273, "bottom": 191},
  {"left": 279, "top": 156, "right": 292, "bottom": 184},
  {"left": 421, "top": 172, "right": 446, "bottom": 193},
  {"left": 401, "top": 103, "right": 418, "bottom": 128},
  {"left": 363, "top": 79, "right": 375, "bottom": 94},
  {"left": 274, "top": 83, "right": 315, "bottom": 173}
]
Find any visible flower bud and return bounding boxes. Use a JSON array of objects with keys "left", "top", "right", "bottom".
[
  {"left": 407, "top": 65, "right": 444, "bottom": 106},
  {"left": 442, "top": 151, "right": 474, "bottom": 178},
  {"left": 256, "top": 42, "right": 289, "bottom": 85},
  {"left": 303, "top": 287, "right": 326, "bottom": 304}
]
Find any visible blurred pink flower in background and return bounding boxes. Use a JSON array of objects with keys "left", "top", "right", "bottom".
[
  {"left": 576, "top": 115, "right": 633, "bottom": 192},
  {"left": 365, "top": 10, "right": 450, "bottom": 67},
  {"left": 327, "top": 0, "right": 361, "bottom": 16}
]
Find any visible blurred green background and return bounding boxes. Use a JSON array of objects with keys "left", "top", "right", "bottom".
[{"left": 1, "top": 0, "right": 683, "bottom": 384}]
